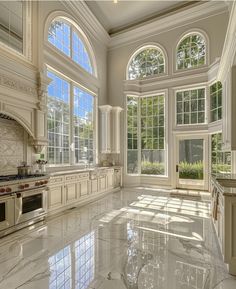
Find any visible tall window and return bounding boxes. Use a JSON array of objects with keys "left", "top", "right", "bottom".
[
  {"left": 176, "top": 33, "right": 206, "bottom": 70},
  {"left": 176, "top": 88, "right": 205, "bottom": 125},
  {"left": 48, "top": 18, "right": 93, "bottom": 74},
  {"left": 47, "top": 70, "right": 95, "bottom": 165},
  {"left": 210, "top": 81, "right": 222, "bottom": 122},
  {"left": 127, "top": 94, "right": 166, "bottom": 176},
  {"left": 211, "top": 133, "right": 231, "bottom": 174},
  {"left": 127, "top": 46, "right": 165, "bottom": 80}
]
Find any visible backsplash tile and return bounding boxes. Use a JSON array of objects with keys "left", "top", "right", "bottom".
[{"left": 0, "top": 118, "right": 24, "bottom": 175}]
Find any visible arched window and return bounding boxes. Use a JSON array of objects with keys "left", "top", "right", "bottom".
[
  {"left": 48, "top": 18, "right": 93, "bottom": 74},
  {"left": 127, "top": 46, "right": 165, "bottom": 80},
  {"left": 176, "top": 33, "right": 206, "bottom": 70}
]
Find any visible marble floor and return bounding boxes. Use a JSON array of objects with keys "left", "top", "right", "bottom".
[{"left": 0, "top": 188, "right": 236, "bottom": 289}]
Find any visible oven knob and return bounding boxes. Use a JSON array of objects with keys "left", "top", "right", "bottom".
[
  {"left": 6, "top": 187, "right": 12, "bottom": 193},
  {"left": 19, "top": 185, "right": 25, "bottom": 190},
  {"left": 0, "top": 188, "right": 6, "bottom": 193},
  {"left": 35, "top": 182, "right": 40, "bottom": 186},
  {"left": 25, "top": 184, "right": 29, "bottom": 188}
]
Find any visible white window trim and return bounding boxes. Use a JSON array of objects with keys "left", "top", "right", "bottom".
[
  {"left": 125, "top": 89, "right": 168, "bottom": 178},
  {"left": 46, "top": 67, "right": 97, "bottom": 168},
  {"left": 173, "top": 84, "right": 208, "bottom": 129}
]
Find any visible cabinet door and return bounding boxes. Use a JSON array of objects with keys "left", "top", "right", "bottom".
[
  {"left": 79, "top": 179, "right": 89, "bottom": 197},
  {"left": 99, "top": 176, "right": 107, "bottom": 191},
  {"left": 48, "top": 185, "right": 64, "bottom": 211},
  {"left": 114, "top": 170, "right": 121, "bottom": 187},
  {"left": 91, "top": 179, "right": 98, "bottom": 194},
  {"left": 107, "top": 173, "right": 114, "bottom": 188},
  {"left": 65, "top": 183, "right": 77, "bottom": 204}
]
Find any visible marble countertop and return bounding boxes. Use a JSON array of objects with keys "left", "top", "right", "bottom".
[
  {"left": 211, "top": 175, "right": 236, "bottom": 197},
  {"left": 48, "top": 166, "right": 122, "bottom": 177}
]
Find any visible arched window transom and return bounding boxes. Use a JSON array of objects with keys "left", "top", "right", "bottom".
[
  {"left": 128, "top": 47, "right": 165, "bottom": 80},
  {"left": 176, "top": 33, "right": 206, "bottom": 70},
  {"left": 48, "top": 18, "right": 93, "bottom": 74}
]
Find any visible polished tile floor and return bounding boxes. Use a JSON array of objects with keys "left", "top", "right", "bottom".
[{"left": 0, "top": 188, "right": 236, "bottom": 289}]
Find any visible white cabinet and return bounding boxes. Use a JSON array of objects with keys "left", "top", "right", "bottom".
[
  {"left": 99, "top": 175, "right": 107, "bottom": 191},
  {"left": 107, "top": 169, "right": 114, "bottom": 189},
  {"left": 111, "top": 107, "right": 123, "bottom": 153},
  {"left": 65, "top": 183, "right": 77, "bottom": 204},
  {"left": 99, "top": 105, "right": 112, "bottom": 153},
  {"left": 79, "top": 179, "right": 89, "bottom": 197},
  {"left": 48, "top": 175, "right": 65, "bottom": 212},
  {"left": 222, "top": 65, "right": 236, "bottom": 151},
  {"left": 114, "top": 168, "right": 122, "bottom": 188}
]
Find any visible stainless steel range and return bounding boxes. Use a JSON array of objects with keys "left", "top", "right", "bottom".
[{"left": 0, "top": 174, "right": 49, "bottom": 237}]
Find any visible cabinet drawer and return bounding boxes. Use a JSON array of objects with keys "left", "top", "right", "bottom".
[
  {"left": 49, "top": 176, "right": 64, "bottom": 185},
  {"left": 65, "top": 174, "right": 78, "bottom": 182},
  {"left": 78, "top": 173, "right": 89, "bottom": 179}
]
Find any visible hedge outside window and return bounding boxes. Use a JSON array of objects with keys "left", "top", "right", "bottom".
[
  {"left": 211, "top": 133, "right": 231, "bottom": 175},
  {"left": 48, "top": 18, "right": 93, "bottom": 74},
  {"left": 176, "top": 88, "right": 205, "bottom": 125},
  {"left": 127, "top": 95, "right": 166, "bottom": 176},
  {"left": 176, "top": 34, "right": 206, "bottom": 70},
  {"left": 128, "top": 47, "right": 165, "bottom": 80},
  {"left": 210, "top": 81, "right": 222, "bottom": 122},
  {"left": 47, "top": 71, "right": 95, "bottom": 165}
]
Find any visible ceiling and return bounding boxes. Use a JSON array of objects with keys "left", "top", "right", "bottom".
[{"left": 85, "top": 0, "right": 201, "bottom": 35}]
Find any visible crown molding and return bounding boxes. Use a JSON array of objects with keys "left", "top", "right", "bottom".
[
  {"left": 109, "top": 1, "right": 228, "bottom": 50},
  {"left": 217, "top": 1, "right": 236, "bottom": 81},
  {"left": 60, "top": 0, "right": 110, "bottom": 47}
]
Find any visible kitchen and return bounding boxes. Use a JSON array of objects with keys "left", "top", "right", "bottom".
[{"left": 0, "top": 1, "right": 236, "bottom": 289}]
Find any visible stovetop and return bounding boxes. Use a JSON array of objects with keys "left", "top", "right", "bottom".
[{"left": 0, "top": 174, "right": 46, "bottom": 183}]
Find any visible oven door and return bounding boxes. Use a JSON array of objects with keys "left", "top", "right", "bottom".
[
  {"left": 15, "top": 188, "right": 47, "bottom": 225},
  {"left": 0, "top": 195, "right": 15, "bottom": 231}
]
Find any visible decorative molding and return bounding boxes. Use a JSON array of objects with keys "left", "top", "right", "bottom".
[
  {"left": 0, "top": 73, "right": 37, "bottom": 97},
  {"left": 108, "top": 1, "right": 228, "bottom": 50},
  {"left": 60, "top": 0, "right": 110, "bottom": 47},
  {"left": 217, "top": 1, "right": 236, "bottom": 81}
]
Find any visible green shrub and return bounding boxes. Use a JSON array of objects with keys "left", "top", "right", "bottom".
[
  {"left": 141, "top": 161, "right": 165, "bottom": 175},
  {"left": 179, "top": 161, "right": 203, "bottom": 180}
]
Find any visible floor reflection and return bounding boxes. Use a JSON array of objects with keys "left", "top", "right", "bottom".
[{"left": 0, "top": 188, "right": 235, "bottom": 289}]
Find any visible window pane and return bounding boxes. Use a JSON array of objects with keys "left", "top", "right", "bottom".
[
  {"left": 177, "top": 34, "right": 205, "bottom": 70},
  {"left": 211, "top": 133, "right": 231, "bottom": 174},
  {"left": 128, "top": 47, "right": 165, "bottom": 80},
  {"left": 74, "top": 86, "right": 94, "bottom": 165},
  {"left": 48, "top": 19, "right": 93, "bottom": 74},
  {"left": 176, "top": 88, "right": 205, "bottom": 125},
  {"left": 210, "top": 81, "right": 222, "bottom": 123},
  {"left": 47, "top": 71, "right": 70, "bottom": 165}
]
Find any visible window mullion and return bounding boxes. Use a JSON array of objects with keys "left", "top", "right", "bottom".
[
  {"left": 70, "top": 83, "right": 74, "bottom": 165},
  {"left": 138, "top": 97, "right": 142, "bottom": 175}
]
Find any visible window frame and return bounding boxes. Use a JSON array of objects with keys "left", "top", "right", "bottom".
[
  {"left": 174, "top": 85, "right": 207, "bottom": 127},
  {"left": 126, "top": 44, "right": 167, "bottom": 80},
  {"left": 125, "top": 91, "right": 168, "bottom": 177},
  {"left": 46, "top": 16, "right": 97, "bottom": 77},
  {"left": 46, "top": 68, "right": 97, "bottom": 167},
  {"left": 174, "top": 30, "right": 208, "bottom": 73},
  {"left": 209, "top": 81, "right": 222, "bottom": 123}
]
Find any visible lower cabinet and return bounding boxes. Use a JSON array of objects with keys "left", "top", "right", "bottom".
[
  {"left": 48, "top": 185, "right": 64, "bottom": 211},
  {"left": 47, "top": 168, "right": 122, "bottom": 214},
  {"left": 91, "top": 179, "right": 98, "bottom": 194},
  {"left": 65, "top": 182, "right": 78, "bottom": 204},
  {"left": 79, "top": 179, "right": 89, "bottom": 197}
]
